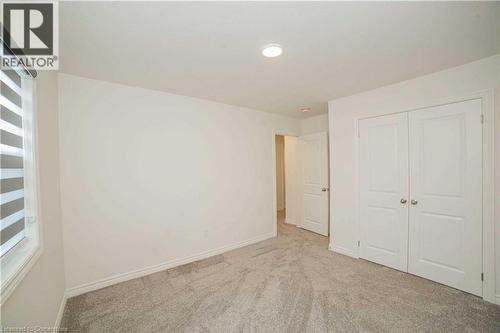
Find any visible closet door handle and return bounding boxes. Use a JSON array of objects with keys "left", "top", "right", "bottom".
[
  {"left": 411, "top": 199, "right": 418, "bottom": 205},
  {"left": 400, "top": 198, "right": 407, "bottom": 204}
]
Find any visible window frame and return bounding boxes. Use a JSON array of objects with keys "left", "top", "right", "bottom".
[{"left": 0, "top": 75, "right": 43, "bottom": 305}]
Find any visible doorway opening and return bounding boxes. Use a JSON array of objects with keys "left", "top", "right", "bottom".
[
  {"left": 274, "top": 134, "right": 300, "bottom": 231},
  {"left": 274, "top": 132, "right": 330, "bottom": 237},
  {"left": 275, "top": 135, "right": 286, "bottom": 224}
]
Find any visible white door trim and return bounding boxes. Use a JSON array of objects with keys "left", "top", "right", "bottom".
[{"left": 352, "top": 89, "right": 495, "bottom": 303}]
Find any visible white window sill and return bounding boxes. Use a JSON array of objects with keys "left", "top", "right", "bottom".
[{"left": 0, "top": 221, "right": 42, "bottom": 305}]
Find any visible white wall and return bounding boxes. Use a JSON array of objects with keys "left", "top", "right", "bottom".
[
  {"left": 58, "top": 74, "right": 300, "bottom": 293},
  {"left": 1, "top": 72, "right": 66, "bottom": 327},
  {"left": 284, "top": 136, "right": 300, "bottom": 226},
  {"left": 328, "top": 55, "right": 500, "bottom": 300},
  {"left": 300, "top": 114, "right": 328, "bottom": 135}
]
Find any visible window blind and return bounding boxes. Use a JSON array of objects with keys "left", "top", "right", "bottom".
[{"left": 0, "top": 67, "right": 26, "bottom": 256}]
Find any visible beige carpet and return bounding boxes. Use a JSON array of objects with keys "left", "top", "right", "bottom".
[{"left": 61, "top": 220, "right": 500, "bottom": 332}]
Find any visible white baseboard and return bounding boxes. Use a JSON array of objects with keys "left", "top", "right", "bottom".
[
  {"left": 53, "top": 293, "right": 67, "bottom": 329},
  {"left": 329, "top": 243, "right": 357, "bottom": 258},
  {"left": 495, "top": 295, "right": 500, "bottom": 305},
  {"left": 285, "top": 218, "right": 296, "bottom": 225},
  {"left": 65, "top": 232, "right": 275, "bottom": 298}
]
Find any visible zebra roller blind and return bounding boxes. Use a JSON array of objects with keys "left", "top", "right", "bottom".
[{"left": 0, "top": 66, "right": 34, "bottom": 257}]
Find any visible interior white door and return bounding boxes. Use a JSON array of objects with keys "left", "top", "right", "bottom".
[
  {"left": 408, "top": 99, "right": 482, "bottom": 296},
  {"left": 299, "top": 132, "right": 329, "bottom": 236},
  {"left": 359, "top": 113, "right": 409, "bottom": 271}
]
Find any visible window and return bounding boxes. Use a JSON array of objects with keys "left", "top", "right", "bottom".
[{"left": 0, "top": 65, "right": 40, "bottom": 301}]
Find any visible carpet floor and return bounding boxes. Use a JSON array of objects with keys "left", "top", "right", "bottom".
[{"left": 61, "top": 219, "right": 500, "bottom": 332}]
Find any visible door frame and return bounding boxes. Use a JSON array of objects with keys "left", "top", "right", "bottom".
[
  {"left": 271, "top": 130, "right": 299, "bottom": 238},
  {"left": 353, "top": 89, "right": 495, "bottom": 303}
]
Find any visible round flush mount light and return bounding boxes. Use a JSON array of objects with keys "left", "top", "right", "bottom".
[
  {"left": 262, "top": 44, "right": 283, "bottom": 58},
  {"left": 301, "top": 107, "right": 312, "bottom": 113}
]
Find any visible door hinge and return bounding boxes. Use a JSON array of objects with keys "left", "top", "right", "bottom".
[
  {"left": 480, "top": 114, "right": 484, "bottom": 124},
  {"left": 481, "top": 272, "right": 484, "bottom": 281},
  {"left": 358, "top": 240, "right": 360, "bottom": 247}
]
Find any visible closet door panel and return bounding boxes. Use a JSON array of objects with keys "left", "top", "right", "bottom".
[
  {"left": 359, "top": 113, "right": 409, "bottom": 272},
  {"left": 408, "top": 99, "right": 482, "bottom": 296}
]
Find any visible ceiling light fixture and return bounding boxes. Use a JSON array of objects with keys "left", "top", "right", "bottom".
[
  {"left": 301, "top": 107, "right": 312, "bottom": 113},
  {"left": 262, "top": 44, "right": 282, "bottom": 58}
]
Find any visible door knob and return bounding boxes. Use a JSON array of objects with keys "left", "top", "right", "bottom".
[
  {"left": 411, "top": 199, "right": 418, "bottom": 205},
  {"left": 322, "top": 188, "right": 328, "bottom": 192},
  {"left": 400, "top": 198, "right": 407, "bottom": 204}
]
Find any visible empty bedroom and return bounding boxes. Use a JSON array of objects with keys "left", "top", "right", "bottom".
[{"left": 1, "top": 1, "right": 500, "bottom": 332}]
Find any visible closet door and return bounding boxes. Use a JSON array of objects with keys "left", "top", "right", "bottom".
[
  {"left": 408, "top": 99, "right": 482, "bottom": 296},
  {"left": 359, "top": 113, "right": 409, "bottom": 271}
]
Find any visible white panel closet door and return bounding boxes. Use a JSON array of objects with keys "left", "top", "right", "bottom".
[
  {"left": 408, "top": 99, "right": 482, "bottom": 296},
  {"left": 299, "top": 132, "right": 329, "bottom": 236},
  {"left": 359, "top": 113, "right": 409, "bottom": 271}
]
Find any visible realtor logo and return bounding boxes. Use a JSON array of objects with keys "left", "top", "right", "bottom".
[{"left": 1, "top": 1, "right": 59, "bottom": 70}]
